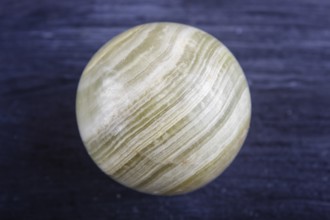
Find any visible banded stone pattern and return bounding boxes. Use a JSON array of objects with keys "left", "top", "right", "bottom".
[{"left": 76, "top": 22, "right": 251, "bottom": 195}]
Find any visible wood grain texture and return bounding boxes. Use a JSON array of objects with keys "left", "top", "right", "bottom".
[
  {"left": 0, "top": 0, "right": 329, "bottom": 219},
  {"left": 76, "top": 22, "right": 251, "bottom": 195}
]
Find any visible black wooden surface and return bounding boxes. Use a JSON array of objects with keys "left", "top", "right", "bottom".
[{"left": 1, "top": 0, "right": 330, "bottom": 219}]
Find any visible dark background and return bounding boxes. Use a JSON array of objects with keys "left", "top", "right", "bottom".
[{"left": 1, "top": 0, "right": 329, "bottom": 219}]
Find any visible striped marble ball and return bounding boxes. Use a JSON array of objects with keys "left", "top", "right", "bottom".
[{"left": 76, "top": 22, "right": 251, "bottom": 195}]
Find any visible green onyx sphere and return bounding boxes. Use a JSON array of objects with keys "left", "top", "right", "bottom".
[{"left": 76, "top": 22, "right": 251, "bottom": 196}]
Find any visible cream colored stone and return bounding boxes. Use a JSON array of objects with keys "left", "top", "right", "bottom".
[{"left": 76, "top": 22, "right": 251, "bottom": 195}]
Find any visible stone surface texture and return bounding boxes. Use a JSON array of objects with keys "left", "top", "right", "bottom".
[{"left": 76, "top": 23, "right": 251, "bottom": 195}]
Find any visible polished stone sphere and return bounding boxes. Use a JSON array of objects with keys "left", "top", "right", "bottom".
[{"left": 76, "top": 22, "right": 251, "bottom": 195}]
